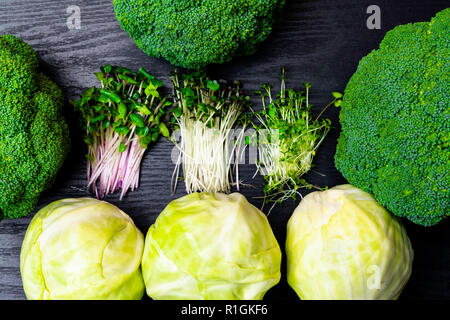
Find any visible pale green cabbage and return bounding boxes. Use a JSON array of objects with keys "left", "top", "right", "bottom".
[
  {"left": 286, "top": 184, "right": 413, "bottom": 300},
  {"left": 20, "top": 198, "right": 145, "bottom": 300},
  {"left": 142, "top": 192, "right": 281, "bottom": 300}
]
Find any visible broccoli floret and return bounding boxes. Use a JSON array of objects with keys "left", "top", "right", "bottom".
[
  {"left": 335, "top": 9, "right": 449, "bottom": 226},
  {"left": 0, "top": 35, "right": 70, "bottom": 219},
  {"left": 113, "top": 0, "right": 285, "bottom": 69}
]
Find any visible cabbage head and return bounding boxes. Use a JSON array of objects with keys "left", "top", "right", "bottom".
[
  {"left": 286, "top": 185, "right": 413, "bottom": 300},
  {"left": 142, "top": 192, "right": 281, "bottom": 300},
  {"left": 20, "top": 198, "right": 145, "bottom": 300}
]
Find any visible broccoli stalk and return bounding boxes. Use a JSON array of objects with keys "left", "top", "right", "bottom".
[{"left": 73, "top": 66, "right": 172, "bottom": 199}]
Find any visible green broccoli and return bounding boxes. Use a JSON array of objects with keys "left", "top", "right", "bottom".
[
  {"left": 0, "top": 35, "right": 70, "bottom": 219},
  {"left": 113, "top": 0, "right": 285, "bottom": 69},
  {"left": 335, "top": 9, "right": 449, "bottom": 226}
]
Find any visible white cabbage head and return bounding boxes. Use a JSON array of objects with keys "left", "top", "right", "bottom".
[
  {"left": 20, "top": 198, "right": 145, "bottom": 300},
  {"left": 142, "top": 192, "right": 281, "bottom": 300},
  {"left": 286, "top": 185, "right": 413, "bottom": 300}
]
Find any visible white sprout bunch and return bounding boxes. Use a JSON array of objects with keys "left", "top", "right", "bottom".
[{"left": 170, "top": 71, "right": 250, "bottom": 194}]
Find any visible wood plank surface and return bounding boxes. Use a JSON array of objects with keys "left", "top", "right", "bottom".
[{"left": 0, "top": 0, "right": 449, "bottom": 300}]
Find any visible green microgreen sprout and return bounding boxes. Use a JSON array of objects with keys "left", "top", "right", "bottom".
[
  {"left": 170, "top": 70, "right": 252, "bottom": 194},
  {"left": 72, "top": 65, "right": 173, "bottom": 199},
  {"left": 250, "top": 69, "right": 342, "bottom": 211}
]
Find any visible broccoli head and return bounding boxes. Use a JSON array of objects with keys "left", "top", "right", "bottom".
[
  {"left": 335, "top": 9, "right": 449, "bottom": 226},
  {"left": 0, "top": 35, "right": 70, "bottom": 219},
  {"left": 113, "top": 0, "right": 285, "bottom": 69}
]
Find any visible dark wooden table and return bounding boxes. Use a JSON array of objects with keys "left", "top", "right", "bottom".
[{"left": 0, "top": 0, "right": 449, "bottom": 300}]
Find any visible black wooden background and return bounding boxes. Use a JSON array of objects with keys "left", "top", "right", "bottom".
[{"left": 0, "top": 0, "right": 449, "bottom": 300}]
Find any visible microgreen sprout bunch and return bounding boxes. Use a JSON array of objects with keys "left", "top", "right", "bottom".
[
  {"left": 73, "top": 65, "right": 172, "bottom": 199},
  {"left": 171, "top": 71, "right": 251, "bottom": 194},
  {"left": 252, "top": 69, "right": 342, "bottom": 208}
]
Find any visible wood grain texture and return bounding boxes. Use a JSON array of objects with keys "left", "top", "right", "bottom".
[{"left": 0, "top": 0, "right": 449, "bottom": 300}]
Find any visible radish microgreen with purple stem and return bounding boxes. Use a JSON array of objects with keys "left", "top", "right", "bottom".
[{"left": 72, "top": 65, "right": 174, "bottom": 200}]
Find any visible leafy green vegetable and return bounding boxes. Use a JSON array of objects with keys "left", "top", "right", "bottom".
[
  {"left": 286, "top": 185, "right": 413, "bottom": 300},
  {"left": 251, "top": 69, "right": 340, "bottom": 209},
  {"left": 0, "top": 35, "right": 70, "bottom": 220},
  {"left": 112, "top": 0, "right": 285, "bottom": 68},
  {"left": 72, "top": 65, "right": 173, "bottom": 200},
  {"left": 20, "top": 198, "right": 145, "bottom": 300},
  {"left": 170, "top": 70, "right": 251, "bottom": 194},
  {"left": 335, "top": 8, "right": 450, "bottom": 226},
  {"left": 142, "top": 192, "right": 281, "bottom": 300}
]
